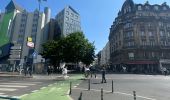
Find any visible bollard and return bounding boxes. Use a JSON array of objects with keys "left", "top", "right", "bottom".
[
  {"left": 101, "top": 88, "right": 103, "bottom": 100},
  {"left": 88, "top": 79, "right": 90, "bottom": 90},
  {"left": 78, "top": 91, "right": 83, "bottom": 100},
  {"left": 112, "top": 80, "right": 114, "bottom": 93},
  {"left": 91, "top": 73, "right": 92, "bottom": 78},
  {"left": 69, "top": 82, "right": 72, "bottom": 95},
  {"left": 95, "top": 74, "right": 96, "bottom": 78},
  {"left": 133, "top": 91, "right": 136, "bottom": 100}
]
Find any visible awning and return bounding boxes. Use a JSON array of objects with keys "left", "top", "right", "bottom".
[{"left": 124, "top": 61, "right": 158, "bottom": 64}]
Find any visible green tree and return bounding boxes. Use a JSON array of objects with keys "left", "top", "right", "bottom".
[{"left": 41, "top": 32, "right": 95, "bottom": 71}]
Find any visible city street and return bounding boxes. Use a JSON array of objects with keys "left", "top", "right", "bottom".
[
  {"left": 71, "top": 74, "right": 170, "bottom": 100},
  {"left": 0, "top": 75, "right": 61, "bottom": 98}
]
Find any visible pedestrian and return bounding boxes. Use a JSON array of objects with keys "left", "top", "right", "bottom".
[
  {"left": 47, "top": 65, "right": 51, "bottom": 75},
  {"left": 163, "top": 67, "right": 167, "bottom": 76},
  {"left": 101, "top": 67, "right": 107, "bottom": 83},
  {"left": 28, "top": 67, "right": 32, "bottom": 76},
  {"left": 84, "top": 66, "right": 90, "bottom": 78},
  {"left": 62, "top": 66, "right": 68, "bottom": 78}
]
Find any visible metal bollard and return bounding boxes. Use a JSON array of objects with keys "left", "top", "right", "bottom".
[
  {"left": 78, "top": 91, "right": 82, "bottom": 100},
  {"left": 133, "top": 91, "right": 136, "bottom": 100},
  {"left": 69, "top": 82, "right": 72, "bottom": 95},
  {"left": 95, "top": 74, "right": 96, "bottom": 78},
  {"left": 88, "top": 79, "right": 90, "bottom": 90},
  {"left": 101, "top": 88, "right": 103, "bottom": 100},
  {"left": 112, "top": 80, "right": 114, "bottom": 93}
]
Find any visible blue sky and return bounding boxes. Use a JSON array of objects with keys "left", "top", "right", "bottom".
[{"left": 0, "top": 0, "right": 170, "bottom": 54}]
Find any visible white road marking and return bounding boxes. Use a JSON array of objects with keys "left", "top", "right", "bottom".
[
  {"left": 73, "top": 86, "right": 77, "bottom": 88},
  {"left": 0, "top": 93, "right": 4, "bottom": 95},
  {"left": 11, "top": 81, "right": 42, "bottom": 84},
  {"left": 0, "top": 83, "right": 35, "bottom": 85},
  {"left": 0, "top": 88, "right": 16, "bottom": 91},
  {"left": 19, "top": 94, "right": 28, "bottom": 98},
  {"left": 40, "top": 87, "right": 46, "bottom": 89},
  {"left": 0, "top": 95, "right": 8, "bottom": 97},
  {"left": 0, "top": 85, "right": 28, "bottom": 88},
  {"left": 48, "top": 84, "right": 53, "bottom": 86},
  {"left": 32, "top": 90, "right": 39, "bottom": 93},
  {"left": 74, "top": 88, "right": 156, "bottom": 100}
]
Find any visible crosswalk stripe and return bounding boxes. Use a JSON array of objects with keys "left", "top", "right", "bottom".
[
  {"left": 0, "top": 83, "right": 35, "bottom": 85},
  {"left": 11, "top": 81, "right": 42, "bottom": 84},
  {"left": 0, "top": 88, "right": 16, "bottom": 91},
  {"left": 0, "top": 85, "right": 28, "bottom": 88}
]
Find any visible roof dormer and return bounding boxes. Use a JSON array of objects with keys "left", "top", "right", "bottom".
[{"left": 122, "top": 0, "right": 134, "bottom": 14}]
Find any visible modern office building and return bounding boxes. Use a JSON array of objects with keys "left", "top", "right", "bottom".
[
  {"left": 55, "top": 6, "right": 81, "bottom": 37},
  {"left": 0, "top": 0, "right": 50, "bottom": 69},
  {"left": 109, "top": 0, "right": 170, "bottom": 73}
]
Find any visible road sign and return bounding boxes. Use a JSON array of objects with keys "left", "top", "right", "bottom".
[
  {"left": 9, "top": 44, "right": 22, "bottom": 60},
  {"left": 32, "top": 51, "right": 37, "bottom": 58}
]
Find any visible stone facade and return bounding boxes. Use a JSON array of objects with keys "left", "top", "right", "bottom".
[{"left": 109, "top": 0, "right": 170, "bottom": 73}]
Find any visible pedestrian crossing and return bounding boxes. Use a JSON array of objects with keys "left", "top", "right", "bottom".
[{"left": 0, "top": 80, "right": 42, "bottom": 97}]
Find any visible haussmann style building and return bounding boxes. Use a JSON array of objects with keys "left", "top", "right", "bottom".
[{"left": 109, "top": 0, "right": 170, "bottom": 73}]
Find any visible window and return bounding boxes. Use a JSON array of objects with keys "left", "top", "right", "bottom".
[
  {"left": 145, "top": 6, "right": 149, "bottom": 10},
  {"left": 163, "top": 6, "right": 167, "bottom": 10},
  {"left": 149, "top": 31, "right": 153, "bottom": 37},
  {"left": 167, "top": 24, "right": 170, "bottom": 28},
  {"left": 140, "top": 31, "right": 145, "bottom": 36},
  {"left": 71, "top": 13, "right": 74, "bottom": 17},
  {"left": 125, "top": 32, "right": 134, "bottom": 38},
  {"left": 18, "top": 35, "right": 23, "bottom": 38},
  {"left": 159, "top": 22, "right": 163, "bottom": 27},
  {"left": 141, "top": 40, "right": 147, "bottom": 46},
  {"left": 71, "top": 19, "right": 73, "bottom": 23},
  {"left": 160, "top": 40, "right": 167, "bottom": 46},
  {"left": 128, "top": 52, "right": 134, "bottom": 59},
  {"left": 160, "top": 31, "right": 165, "bottom": 37},
  {"left": 119, "top": 41, "right": 121, "bottom": 46},
  {"left": 151, "top": 52, "right": 155, "bottom": 58},
  {"left": 143, "top": 52, "right": 146, "bottom": 57},
  {"left": 138, "top": 6, "right": 142, "bottom": 10},
  {"left": 66, "top": 17, "right": 69, "bottom": 21},
  {"left": 154, "top": 6, "right": 158, "bottom": 10},
  {"left": 124, "top": 23, "right": 133, "bottom": 28},
  {"left": 75, "top": 15, "right": 78, "bottom": 19},
  {"left": 167, "top": 32, "right": 170, "bottom": 37},
  {"left": 127, "top": 41, "right": 134, "bottom": 47},
  {"left": 149, "top": 40, "right": 155, "bottom": 46},
  {"left": 148, "top": 23, "right": 152, "bottom": 27},
  {"left": 66, "top": 11, "right": 69, "bottom": 15}
]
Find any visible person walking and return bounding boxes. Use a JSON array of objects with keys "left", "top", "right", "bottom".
[
  {"left": 47, "top": 65, "right": 51, "bottom": 75},
  {"left": 101, "top": 67, "right": 107, "bottom": 83},
  {"left": 62, "top": 66, "right": 68, "bottom": 78}
]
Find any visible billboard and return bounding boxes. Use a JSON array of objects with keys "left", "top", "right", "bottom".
[{"left": 0, "top": 11, "right": 14, "bottom": 47}]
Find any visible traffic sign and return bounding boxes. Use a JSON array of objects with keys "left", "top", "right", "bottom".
[{"left": 32, "top": 51, "right": 37, "bottom": 58}]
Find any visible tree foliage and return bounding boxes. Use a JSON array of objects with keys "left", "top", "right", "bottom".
[{"left": 42, "top": 32, "right": 95, "bottom": 68}]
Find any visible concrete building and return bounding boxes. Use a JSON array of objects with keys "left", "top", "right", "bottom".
[
  {"left": 100, "top": 42, "right": 110, "bottom": 66},
  {"left": 0, "top": 0, "right": 50, "bottom": 71},
  {"left": 55, "top": 6, "right": 81, "bottom": 37},
  {"left": 109, "top": 0, "right": 170, "bottom": 73}
]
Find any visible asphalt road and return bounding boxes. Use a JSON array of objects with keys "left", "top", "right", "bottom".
[
  {"left": 71, "top": 74, "right": 170, "bottom": 100},
  {"left": 0, "top": 75, "right": 61, "bottom": 98}
]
